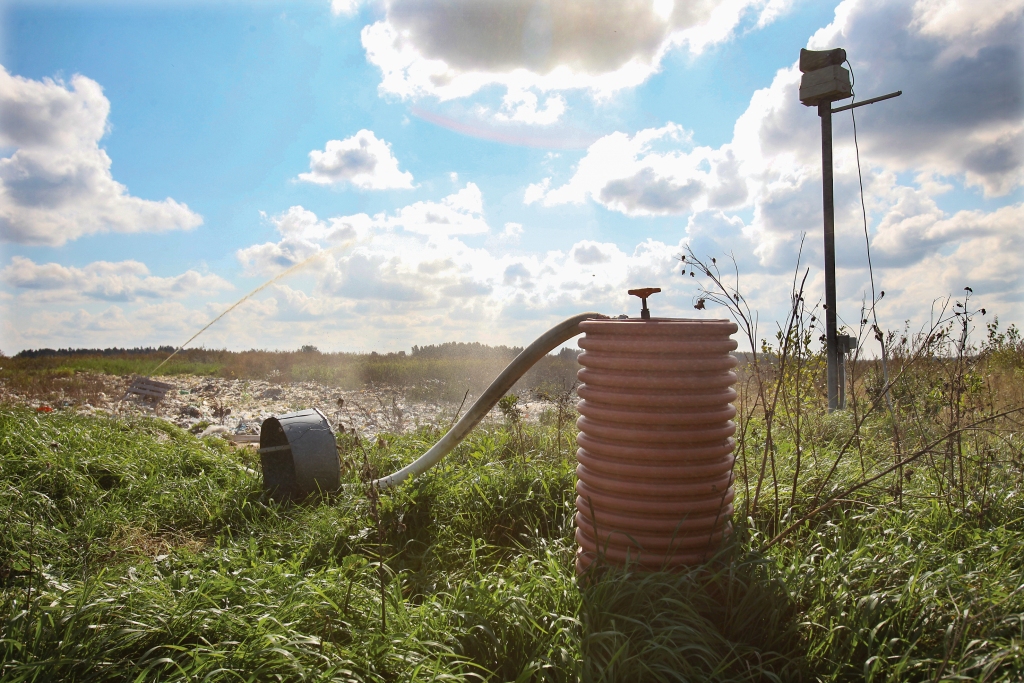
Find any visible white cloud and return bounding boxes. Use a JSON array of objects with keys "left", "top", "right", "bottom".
[
  {"left": 524, "top": 177, "right": 550, "bottom": 204},
  {"left": 530, "top": 0, "right": 1022, "bottom": 229},
  {"left": 267, "top": 205, "right": 330, "bottom": 239},
  {"left": 236, "top": 205, "right": 367, "bottom": 277},
  {"left": 910, "top": 0, "right": 1022, "bottom": 56},
  {"left": 6, "top": 0, "right": 1021, "bottom": 353},
  {"left": 298, "top": 129, "right": 415, "bottom": 189},
  {"left": 0, "top": 300, "right": 225, "bottom": 350},
  {"left": 236, "top": 237, "right": 326, "bottom": 279},
  {"left": 237, "top": 184, "right": 486, "bottom": 278},
  {"left": 755, "top": 0, "right": 796, "bottom": 29},
  {"left": 500, "top": 221, "right": 524, "bottom": 242},
  {"left": 808, "top": 0, "right": 1024, "bottom": 197},
  {"left": 493, "top": 88, "right": 566, "bottom": 125},
  {"left": 330, "top": 0, "right": 364, "bottom": 16},
  {"left": 0, "top": 66, "right": 203, "bottom": 246},
  {"left": 387, "top": 182, "right": 488, "bottom": 236},
  {"left": 572, "top": 241, "right": 613, "bottom": 265},
  {"left": 873, "top": 196, "right": 1024, "bottom": 267},
  {"left": 532, "top": 123, "right": 747, "bottom": 216},
  {"left": 1, "top": 256, "right": 232, "bottom": 303},
  {"left": 219, "top": 184, "right": 703, "bottom": 352},
  {"left": 360, "top": 0, "right": 790, "bottom": 122},
  {"left": 266, "top": 284, "right": 336, "bottom": 322}
]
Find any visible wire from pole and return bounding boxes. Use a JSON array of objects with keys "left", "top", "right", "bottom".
[{"left": 846, "top": 61, "right": 897, "bottom": 419}]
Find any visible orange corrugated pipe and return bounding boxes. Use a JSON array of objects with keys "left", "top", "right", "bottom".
[
  {"left": 372, "top": 289, "right": 738, "bottom": 574},
  {"left": 575, "top": 289, "right": 738, "bottom": 573}
]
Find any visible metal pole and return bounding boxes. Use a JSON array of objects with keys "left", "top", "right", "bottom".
[
  {"left": 819, "top": 101, "right": 839, "bottom": 412},
  {"left": 838, "top": 349, "right": 846, "bottom": 410}
]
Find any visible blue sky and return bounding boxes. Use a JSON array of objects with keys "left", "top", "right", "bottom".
[{"left": 1, "top": 0, "right": 1021, "bottom": 354}]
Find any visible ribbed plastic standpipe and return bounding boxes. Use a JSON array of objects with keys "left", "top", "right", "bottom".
[
  {"left": 373, "top": 312, "right": 607, "bottom": 490},
  {"left": 574, "top": 318, "right": 739, "bottom": 573}
]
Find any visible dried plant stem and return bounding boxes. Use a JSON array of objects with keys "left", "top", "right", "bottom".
[{"left": 764, "top": 406, "right": 1024, "bottom": 550}]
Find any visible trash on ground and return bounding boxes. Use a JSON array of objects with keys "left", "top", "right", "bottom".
[{"left": 122, "top": 376, "right": 174, "bottom": 404}]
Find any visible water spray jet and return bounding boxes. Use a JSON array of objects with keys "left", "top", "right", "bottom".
[{"left": 151, "top": 240, "right": 356, "bottom": 374}]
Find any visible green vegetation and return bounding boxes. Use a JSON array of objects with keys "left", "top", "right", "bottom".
[
  {"left": 56, "top": 356, "right": 223, "bottom": 378},
  {"left": 2, "top": 292, "right": 1023, "bottom": 680},
  {"left": 2, "top": 376, "right": 1022, "bottom": 680}
]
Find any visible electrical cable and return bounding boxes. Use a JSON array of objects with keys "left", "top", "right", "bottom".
[{"left": 846, "top": 61, "right": 895, "bottom": 416}]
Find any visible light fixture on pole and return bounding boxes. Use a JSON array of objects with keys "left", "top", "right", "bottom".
[{"left": 799, "top": 48, "right": 901, "bottom": 412}]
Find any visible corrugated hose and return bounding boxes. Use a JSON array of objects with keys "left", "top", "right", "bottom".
[{"left": 373, "top": 312, "right": 607, "bottom": 489}]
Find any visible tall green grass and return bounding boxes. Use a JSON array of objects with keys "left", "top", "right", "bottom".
[{"left": 2, "top": 394, "right": 1022, "bottom": 681}]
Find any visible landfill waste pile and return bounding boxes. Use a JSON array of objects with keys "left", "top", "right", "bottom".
[{"left": 1, "top": 372, "right": 558, "bottom": 441}]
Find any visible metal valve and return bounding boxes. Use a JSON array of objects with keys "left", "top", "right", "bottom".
[{"left": 628, "top": 287, "right": 661, "bottom": 320}]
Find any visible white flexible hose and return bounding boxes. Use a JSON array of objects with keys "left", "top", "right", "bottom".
[{"left": 373, "top": 312, "right": 606, "bottom": 489}]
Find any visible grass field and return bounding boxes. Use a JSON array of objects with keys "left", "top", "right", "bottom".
[{"left": 2, "top": 309, "right": 1023, "bottom": 680}]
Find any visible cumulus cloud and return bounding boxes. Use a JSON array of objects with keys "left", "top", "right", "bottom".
[
  {"left": 741, "top": 0, "right": 1024, "bottom": 280},
  {"left": 0, "top": 66, "right": 203, "bottom": 246},
  {"left": 493, "top": 88, "right": 567, "bottom": 125},
  {"left": 531, "top": 124, "right": 747, "bottom": 216},
  {"left": 360, "top": 0, "right": 789, "bottom": 121},
  {"left": 298, "top": 129, "right": 415, "bottom": 189},
  {"left": 572, "top": 241, "right": 613, "bottom": 265},
  {"left": 236, "top": 205, "right": 368, "bottom": 277},
  {"left": 1, "top": 256, "right": 231, "bottom": 303},
  {"left": 500, "top": 221, "right": 524, "bottom": 242},
  {"left": 2, "top": 178, "right": 700, "bottom": 352},
  {"left": 523, "top": 178, "right": 550, "bottom": 204},
  {"left": 867, "top": 203, "right": 1024, "bottom": 325},
  {"left": 237, "top": 183, "right": 487, "bottom": 278},
  {"left": 388, "top": 182, "right": 488, "bottom": 235},
  {"left": 322, "top": 252, "right": 428, "bottom": 302},
  {"left": 0, "top": 300, "right": 228, "bottom": 350},
  {"left": 224, "top": 183, "right": 696, "bottom": 350},
  {"left": 503, "top": 262, "right": 532, "bottom": 287},
  {"left": 873, "top": 196, "right": 1024, "bottom": 267},
  {"left": 330, "top": 0, "right": 364, "bottom": 16},
  {"left": 807, "top": 0, "right": 1024, "bottom": 197}
]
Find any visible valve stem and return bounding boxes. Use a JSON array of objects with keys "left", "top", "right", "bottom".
[{"left": 628, "top": 288, "right": 662, "bottom": 320}]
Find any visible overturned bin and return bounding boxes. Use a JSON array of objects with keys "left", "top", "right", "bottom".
[{"left": 259, "top": 408, "right": 340, "bottom": 499}]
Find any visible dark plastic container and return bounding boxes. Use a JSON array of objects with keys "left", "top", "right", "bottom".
[{"left": 259, "top": 408, "right": 340, "bottom": 499}]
